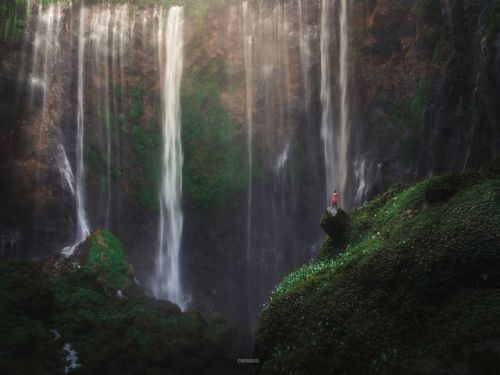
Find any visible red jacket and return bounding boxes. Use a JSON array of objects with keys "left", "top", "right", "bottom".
[{"left": 331, "top": 193, "right": 338, "bottom": 206}]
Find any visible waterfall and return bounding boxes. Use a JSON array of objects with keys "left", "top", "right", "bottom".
[
  {"left": 320, "top": 0, "right": 335, "bottom": 203},
  {"left": 298, "top": 0, "right": 312, "bottom": 119},
  {"left": 240, "top": 0, "right": 320, "bottom": 331},
  {"left": 338, "top": 0, "right": 350, "bottom": 203},
  {"left": 151, "top": 6, "right": 185, "bottom": 309},
  {"left": 63, "top": 4, "right": 90, "bottom": 256},
  {"left": 89, "top": 5, "right": 112, "bottom": 228},
  {"left": 242, "top": 1, "right": 253, "bottom": 261},
  {"left": 321, "top": 0, "right": 351, "bottom": 207},
  {"left": 57, "top": 144, "right": 75, "bottom": 195},
  {"left": 29, "top": 3, "right": 62, "bottom": 110}
]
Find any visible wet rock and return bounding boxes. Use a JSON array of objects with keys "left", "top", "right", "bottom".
[
  {"left": 320, "top": 208, "right": 350, "bottom": 248},
  {"left": 424, "top": 187, "right": 459, "bottom": 203}
]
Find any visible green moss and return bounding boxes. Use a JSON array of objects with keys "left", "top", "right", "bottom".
[
  {"left": 0, "top": 262, "right": 60, "bottom": 375},
  {"left": 256, "top": 169, "right": 500, "bottom": 374},
  {"left": 181, "top": 61, "right": 247, "bottom": 210},
  {"left": 85, "top": 230, "right": 131, "bottom": 290},
  {"left": 389, "top": 78, "right": 433, "bottom": 166},
  {"left": 485, "top": 1, "right": 500, "bottom": 45},
  {"left": 128, "top": 84, "right": 162, "bottom": 212},
  {"left": 0, "top": 0, "right": 28, "bottom": 42}
]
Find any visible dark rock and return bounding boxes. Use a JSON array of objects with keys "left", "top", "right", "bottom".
[
  {"left": 424, "top": 186, "right": 459, "bottom": 203},
  {"left": 150, "top": 299, "right": 182, "bottom": 318},
  {"left": 320, "top": 208, "right": 350, "bottom": 248}
]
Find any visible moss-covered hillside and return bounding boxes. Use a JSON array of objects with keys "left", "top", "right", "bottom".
[
  {"left": 255, "top": 159, "right": 500, "bottom": 374},
  {"left": 0, "top": 230, "right": 242, "bottom": 375}
]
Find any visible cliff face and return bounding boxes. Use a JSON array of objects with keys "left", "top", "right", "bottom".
[
  {"left": 351, "top": 0, "right": 500, "bottom": 186},
  {"left": 0, "top": 0, "right": 499, "bottom": 336}
]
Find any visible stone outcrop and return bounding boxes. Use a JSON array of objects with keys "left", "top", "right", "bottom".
[{"left": 320, "top": 208, "right": 350, "bottom": 249}]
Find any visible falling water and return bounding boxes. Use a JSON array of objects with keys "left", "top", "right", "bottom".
[
  {"left": 89, "top": 5, "right": 112, "bottom": 227},
  {"left": 152, "top": 6, "right": 185, "bottom": 309},
  {"left": 298, "top": 0, "right": 312, "bottom": 119},
  {"left": 57, "top": 144, "right": 75, "bottom": 195},
  {"left": 29, "top": 2, "right": 62, "bottom": 110},
  {"left": 242, "top": 1, "right": 253, "bottom": 261},
  {"left": 320, "top": 0, "right": 335, "bottom": 202},
  {"left": 321, "top": 0, "right": 351, "bottom": 207},
  {"left": 63, "top": 4, "right": 90, "bottom": 256},
  {"left": 338, "top": 0, "right": 350, "bottom": 202},
  {"left": 239, "top": 0, "right": 321, "bottom": 332}
]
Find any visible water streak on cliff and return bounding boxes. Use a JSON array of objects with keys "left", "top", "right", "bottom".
[{"left": 152, "top": 6, "right": 186, "bottom": 309}]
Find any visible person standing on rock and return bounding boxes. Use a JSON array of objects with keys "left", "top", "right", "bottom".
[{"left": 331, "top": 190, "right": 338, "bottom": 209}]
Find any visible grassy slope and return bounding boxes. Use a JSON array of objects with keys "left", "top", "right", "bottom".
[{"left": 255, "top": 161, "right": 500, "bottom": 374}]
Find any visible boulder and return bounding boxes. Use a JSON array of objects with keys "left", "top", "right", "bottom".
[
  {"left": 320, "top": 208, "right": 350, "bottom": 248},
  {"left": 424, "top": 187, "right": 459, "bottom": 203}
]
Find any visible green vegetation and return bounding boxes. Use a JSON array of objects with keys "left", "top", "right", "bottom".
[
  {"left": 0, "top": 0, "right": 28, "bottom": 42},
  {"left": 85, "top": 145, "right": 108, "bottom": 177},
  {"left": 390, "top": 78, "right": 433, "bottom": 132},
  {"left": 181, "top": 61, "right": 247, "bottom": 210},
  {"left": 84, "top": 230, "right": 131, "bottom": 290},
  {"left": 389, "top": 78, "right": 433, "bottom": 166},
  {"left": 485, "top": 1, "right": 500, "bottom": 45},
  {"left": 128, "top": 85, "right": 162, "bottom": 212},
  {"left": 255, "top": 161, "right": 500, "bottom": 374},
  {"left": 0, "top": 261, "right": 60, "bottom": 375},
  {"left": 0, "top": 231, "right": 239, "bottom": 375}
]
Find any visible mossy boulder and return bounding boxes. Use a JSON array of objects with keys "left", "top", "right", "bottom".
[
  {"left": 79, "top": 230, "right": 133, "bottom": 291},
  {"left": 255, "top": 170, "right": 500, "bottom": 374},
  {"left": 320, "top": 208, "right": 350, "bottom": 250},
  {"left": 0, "top": 230, "right": 243, "bottom": 375}
]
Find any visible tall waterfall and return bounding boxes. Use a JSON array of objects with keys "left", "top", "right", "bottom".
[
  {"left": 238, "top": 0, "right": 322, "bottom": 331},
  {"left": 320, "top": 0, "right": 335, "bottom": 203},
  {"left": 338, "top": 0, "right": 350, "bottom": 203},
  {"left": 151, "top": 6, "right": 186, "bottom": 309},
  {"left": 320, "top": 0, "right": 351, "bottom": 207},
  {"left": 242, "top": 1, "right": 253, "bottom": 261},
  {"left": 63, "top": 4, "right": 90, "bottom": 256}
]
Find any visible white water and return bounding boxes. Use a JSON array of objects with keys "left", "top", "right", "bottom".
[
  {"left": 89, "top": 5, "right": 112, "bottom": 227},
  {"left": 63, "top": 343, "right": 81, "bottom": 374},
  {"left": 320, "top": 0, "right": 335, "bottom": 203},
  {"left": 298, "top": 0, "right": 312, "bottom": 119},
  {"left": 320, "top": 0, "right": 351, "bottom": 207},
  {"left": 57, "top": 144, "right": 75, "bottom": 195},
  {"left": 242, "top": 1, "right": 253, "bottom": 261},
  {"left": 152, "top": 6, "right": 185, "bottom": 309},
  {"left": 63, "top": 4, "right": 90, "bottom": 256},
  {"left": 29, "top": 3, "right": 72, "bottom": 200},
  {"left": 30, "top": 3, "right": 62, "bottom": 110},
  {"left": 354, "top": 159, "right": 367, "bottom": 204},
  {"left": 338, "top": 0, "right": 350, "bottom": 202}
]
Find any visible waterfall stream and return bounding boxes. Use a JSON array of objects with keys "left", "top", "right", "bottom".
[
  {"left": 63, "top": 4, "right": 90, "bottom": 256},
  {"left": 320, "top": 0, "right": 335, "bottom": 204},
  {"left": 320, "top": 0, "right": 351, "bottom": 208},
  {"left": 242, "top": 1, "right": 253, "bottom": 262},
  {"left": 151, "top": 6, "right": 186, "bottom": 309},
  {"left": 338, "top": 0, "right": 350, "bottom": 204}
]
